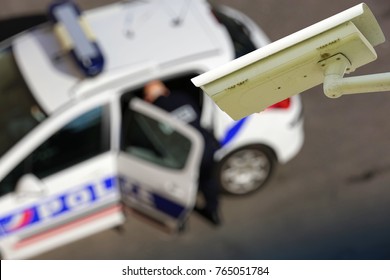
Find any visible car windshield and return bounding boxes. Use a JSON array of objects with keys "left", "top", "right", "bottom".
[{"left": 0, "top": 45, "right": 47, "bottom": 158}]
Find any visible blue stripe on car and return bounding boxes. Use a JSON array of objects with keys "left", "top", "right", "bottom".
[
  {"left": 152, "top": 194, "right": 185, "bottom": 218},
  {"left": 220, "top": 117, "right": 248, "bottom": 146}
]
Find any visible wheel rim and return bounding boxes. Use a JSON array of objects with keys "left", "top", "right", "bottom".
[{"left": 220, "top": 148, "right": 271, "bottom": 194}]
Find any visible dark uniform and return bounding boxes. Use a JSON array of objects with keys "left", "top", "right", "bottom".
[{"left": 152, "top": 89, "right": 221, "bottom": 225}]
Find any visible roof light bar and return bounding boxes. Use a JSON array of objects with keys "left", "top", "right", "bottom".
[{"left": 48, "top": 0, "right": 104, "bottom": 77}]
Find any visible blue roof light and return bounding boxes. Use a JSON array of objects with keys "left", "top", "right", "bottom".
[{"left": 48, "top": 1, "right": 105, "bottom": 77}]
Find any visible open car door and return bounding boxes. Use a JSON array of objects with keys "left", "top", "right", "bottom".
[{"left": 118, "top": 99, "right": 203, "bottom": 231}]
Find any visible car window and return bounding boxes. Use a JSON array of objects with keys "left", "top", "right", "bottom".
[
  {"left": 121, "top": 103, "right": 192, "bottom": 170},
  {"left": 0, "top": 106, "right": 109, "bottom": 197},
  {"left": 0, "top": 46, "right": 47, "bottom": 158}
]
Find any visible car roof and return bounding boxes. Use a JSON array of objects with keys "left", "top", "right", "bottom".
[{"left": 13, "top": 0, "right": 233, "bottom": 114}]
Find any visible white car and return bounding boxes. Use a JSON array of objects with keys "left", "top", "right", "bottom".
[{"left": 0, "top": 0, "right": 303, "bottom": 259}]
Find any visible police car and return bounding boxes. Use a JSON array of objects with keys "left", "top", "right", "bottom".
[{"left": 0, "top": 0, "right": 304, "bottom": 259}]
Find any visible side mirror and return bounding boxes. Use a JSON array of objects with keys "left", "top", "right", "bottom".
[{"left": 16, "top": 174, "right": 45, "bottom": 197}]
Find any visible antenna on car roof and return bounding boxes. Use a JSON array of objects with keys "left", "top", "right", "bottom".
[{"left": 159, "top": 0, "right": 193, "bottom": 26}]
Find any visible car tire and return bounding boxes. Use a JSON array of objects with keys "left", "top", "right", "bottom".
[{"left": 217, "top": 144, "right": 276, "bottom": 195}]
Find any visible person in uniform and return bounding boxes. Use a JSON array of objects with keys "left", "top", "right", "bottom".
[{"left": 143, "top": 80, "right": 221, "bottom": 225}]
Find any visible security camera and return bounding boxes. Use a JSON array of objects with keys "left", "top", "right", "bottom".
[{"left": 191, "top": 3, "right": 390, "bottom": 120}]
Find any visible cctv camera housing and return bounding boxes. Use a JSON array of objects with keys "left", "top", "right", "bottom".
[{"left": 192, "top": 3, "right": 386, "bottom": 120}]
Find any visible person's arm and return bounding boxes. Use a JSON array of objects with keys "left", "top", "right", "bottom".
[{"left": 143, "top": 80, "right": 169, "bottom": 103}]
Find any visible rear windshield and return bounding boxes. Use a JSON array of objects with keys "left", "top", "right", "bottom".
[
  {"left": 0, "top": 45, "right": 46, "bottom": 157},
  {"left": 213, "top": 8, "right": 257, "bottom": 58}
]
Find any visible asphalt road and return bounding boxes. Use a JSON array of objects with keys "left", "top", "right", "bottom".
[{"left": 2, "top": 0, "right": 390, "bottom": 259}]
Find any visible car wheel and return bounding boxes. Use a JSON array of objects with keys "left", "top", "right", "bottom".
[{"left": 217, "top": 145, "right": 276, "bottom": 195}]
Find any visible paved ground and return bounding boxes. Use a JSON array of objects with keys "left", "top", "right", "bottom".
[{"left": 2, "top": 0, "right": 390, "bottom": 259}]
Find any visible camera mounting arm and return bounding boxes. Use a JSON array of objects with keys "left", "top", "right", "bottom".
[{"left": 321, "top": 54, "right": 390, "bottom": 99}]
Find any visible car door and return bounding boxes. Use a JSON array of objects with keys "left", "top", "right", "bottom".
[
  {"left": 0, "top": 100, "right": 124, "bottom": 259},
  {"left": 118, "top": 98, "right": 203, "bottom": 230}
]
